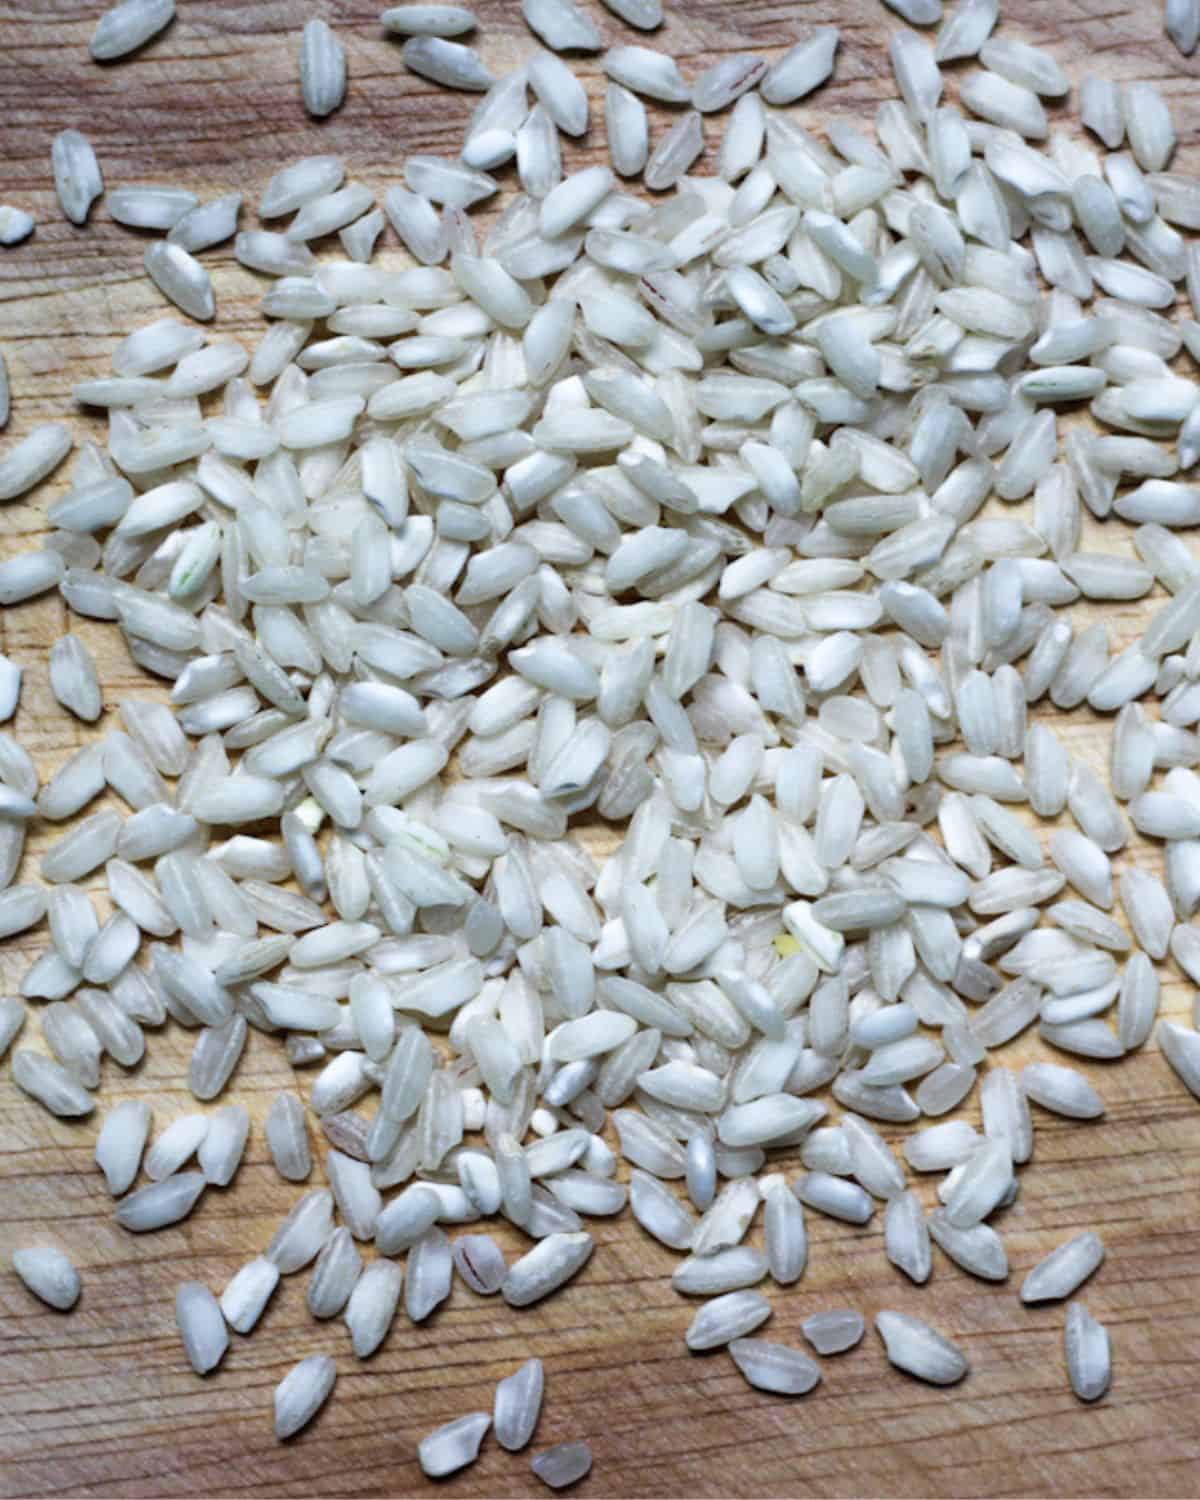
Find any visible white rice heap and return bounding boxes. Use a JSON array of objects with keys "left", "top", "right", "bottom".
[{"left": 8, "top": 0, "right": 1200, "bottom": 1467}]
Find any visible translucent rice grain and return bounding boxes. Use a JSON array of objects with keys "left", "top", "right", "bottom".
[
  {"left": 1064, "top": 1303, "right": 1111, "bottom": 1402},
  {"left": 531, "top": 1442, "right": 593, "bottom": 1490}
]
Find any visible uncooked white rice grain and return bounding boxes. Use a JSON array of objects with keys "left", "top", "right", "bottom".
[
  {"left": 0, "top": 424, "right": 73, "bottom": 502},
  {"left": 599, "top": 0, "right": 660, "bottom": 26},
  {"left": 531, "top": 1442, "right": 594, "bottom": 1490},
  {"left": 419, "top": 1413, "right": 491, "bottom": 1478},
  {"left": 523, "top": 0, "right": 600, "bottom": 50},
  {"left": 403, "top": 36, "right": 494, "bottom": 91},
  {"left": 220, "top": 1256, "right": 280, "bottom": 1335},
  {"left": 884, "top": 0, "right": 943, "bottom": 22},
  {"left": 0, "top": 996, "right": 26, "bottom": 1062},
  {"left": 502, "top": 1231, "right": 593, "bottom": 1306},
  {"left": 1122, "top": 83, "right": 1175, "bottom": 173},
  {"left": 729, "top": 1338, "right": 821, "bottom": 1395},
  {"left": 48, "top": 635, "right": 102, "bottom": 723},
  {"left": 12, "top": 1049, "right": 94, "bottom": 1117},
  {"left": 494, "top": 1357, "right": 544, "bottom": 1451},
  {"left": 0, "top": 205, "right": 35, "bottom": 246},
  {"left": 876, "top": 1311, "right": 968, "bottom": 1385},
  {"left": 344, "top": 1259, "right": 403, "bottom": 1358},
  {"left": 1166, "top": 0, "right": 1200, "bottom": 54},
  {"left": 381, "top": 5, "right": 477, "bottom": 34},
  {"left": 1021, "top": 1062, "right": 1105, "bottom": 1118},
  {"left": 267, "top": 1188, "right": 334, "bottom": 1273},
  {"left": 144, "top": 243, "right": 215, "bottom": 322},
  {"left": 1064, "top": 1302, "right": 1111, "bottom": 1402},
  {"left": 144, "top": 1114, "right": 209, "bottom": 1182},
  {"left": 175, "top": 1281, "right": 228, "bottom": 1374},
  {"left": 761, "top": 28, "right": 839, "bottom": 106},
  {"left": 274, "top": 1354, "right": 337, "bottom": 1440},
  {"left": 884, "top": 1190, "right": 933, "bottom": 1283},
  {"left": 307, "top": 1227, "right": 363, "bottom": 1319},
  {"left": 51, "top": 131, "right": 103, "bottom": 226},
  {"left": 94, "top": 1099, "right": 151, "bottom": 1194},
  {"left": 685, "top": 1290, "right": 772, "bottom": 1351},
  {"left": 193, "top": 1099, "right": 247, "bottom": 1184},
  {"left": 115, "top": 1171, "right": 206, "bottom": 1232},
  {"left": 801, "top": 1309, "right": 865, "bottom": 1356},
  {"left": 1158, "top": 1021, "right": 1200, "bottom": 1099},
  {"left": 763, "top": 1180, "right": 807, "bottom": 1285},
  {"left": 300, "top": 19, "right": 347, "bottom": 117},
  {"left": 927, "top": 1209, "right": 1009, "bottom": 1281},
  {"left": 1021, "top": 1232, "right": 1105, "bottom": 1304},
  {"left": 644, "top": 112, "right": 704, "bottom": 193},
  {"left": 12, "top": 1245, "right": 81, "bottom": 1311},
  {"left": 406, "top": 1225, "right": 453, "bottom": 1320},
  {"left": 90, "top": 0, "right": 174, "bottom": 60},
  {"left": 453, "top": 1233, "right": 508, "bottom": 1294},
  {"left": 627, "top": 1168, "right": 696, "bottom": 1249},
  {"left": 935, "top": 0, "right": 997, "bottom": 60}
]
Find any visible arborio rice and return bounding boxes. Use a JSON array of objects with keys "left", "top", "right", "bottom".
[{"left": 4, "top": 0, "right": 1200, "bottom": 1476}]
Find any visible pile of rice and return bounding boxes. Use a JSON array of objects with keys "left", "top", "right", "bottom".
[{"left": 4, "top": 0, "right": 1200, "bottom": 1480}]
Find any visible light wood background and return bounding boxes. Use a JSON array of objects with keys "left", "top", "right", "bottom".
[{"left": 1, "top": 2, "right": 1199, "bottom": 1495}]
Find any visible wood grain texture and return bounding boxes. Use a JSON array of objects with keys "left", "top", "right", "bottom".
[{"left": 1, "top": 2, "right": 1200, "bottom": 1495}]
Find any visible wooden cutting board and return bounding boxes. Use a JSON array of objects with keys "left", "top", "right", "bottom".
[{"left": 2, "top": 2, "right": 1200, "bottom": 1495}]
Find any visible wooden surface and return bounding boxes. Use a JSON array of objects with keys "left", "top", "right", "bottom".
[{"left": 1, "top": 2, "right": 1200, "bottom": 1495}]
